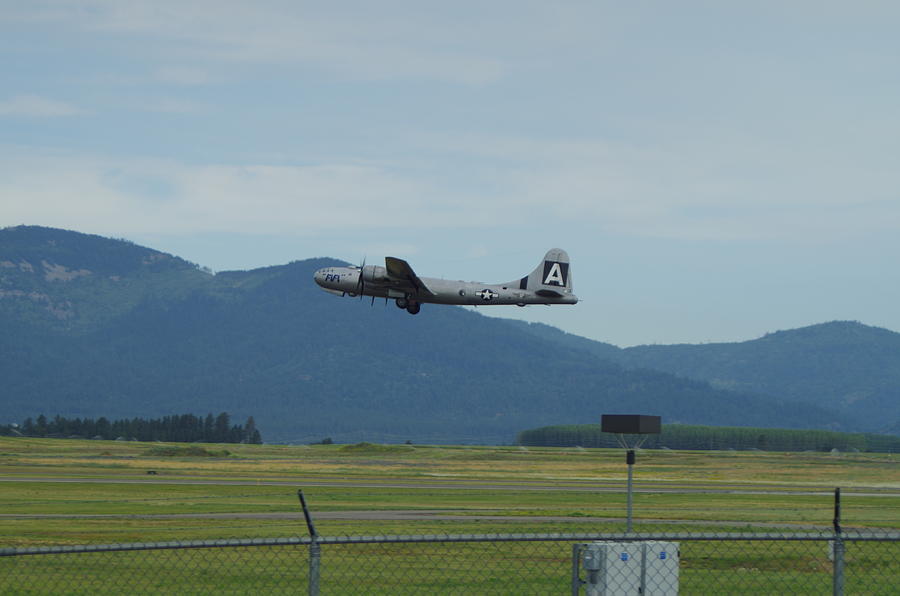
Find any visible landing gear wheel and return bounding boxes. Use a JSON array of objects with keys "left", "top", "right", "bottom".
[
  {"left": 406, "top": 303, "right": 421, "bottom": 315},
  {"left": 395, "top": 297, "right": 409, "bottom": 309}
]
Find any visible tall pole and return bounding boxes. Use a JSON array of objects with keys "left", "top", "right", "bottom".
[
  {"left": 298, "top": 490, "right": 320, "bottom": 596},
  {"left": 626, "top": 449, "right": 635, "bottom": 533},
  {"left": 833, "top": 487, "right": 844, "bottom": 596},
  {"left": 604, "top": 416, "right": 660, "bottom": 536}
]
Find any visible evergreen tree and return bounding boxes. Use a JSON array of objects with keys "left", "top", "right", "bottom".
[
  {"left": 214, "top": 412, "right": 231, "bottom": 443},
  {"left": 204, "top": 413, "right": 215, "bottom": 442},
  {"left": 35, "top": 415, "right": 48, "bottom": 436},
  {"left": 10, "top": 412, "right": 262, "bottom": 444},
  {"left": 243, "top": 416, "right": 261, "bottom": 444},
  {"left": 96, "top": 417, "right": 111, "bottom": 439}
]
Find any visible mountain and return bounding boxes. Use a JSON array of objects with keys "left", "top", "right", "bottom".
[
  {"left": 0, "top": 226, "right": 869, "bottom": 443},
  {"left": 512, "top": 320, "right": 900, "bottom": 433}
]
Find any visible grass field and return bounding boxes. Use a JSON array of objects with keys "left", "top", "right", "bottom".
[
  {"left": 2, "top": 437, "right": 899, "bottom": 593},
  {"left": 2, "top": 436, "right": 898, "bottom": 546}
]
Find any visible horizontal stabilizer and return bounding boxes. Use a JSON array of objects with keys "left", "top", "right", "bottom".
[{"left": 535, "top": 288, "right": 565, "bottom": 298}]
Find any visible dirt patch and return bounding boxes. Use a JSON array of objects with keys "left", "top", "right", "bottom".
[{"left": 42, "top": 260, "right": 92, "bottom": 282}]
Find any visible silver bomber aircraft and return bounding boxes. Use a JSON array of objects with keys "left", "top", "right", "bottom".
[{"left": 313, "top": 248, "right": 577, "bottom": 315}]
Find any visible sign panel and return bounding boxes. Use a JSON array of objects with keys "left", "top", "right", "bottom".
[{"left": 601, "top": 414, "right": 661, "bottom": 434}]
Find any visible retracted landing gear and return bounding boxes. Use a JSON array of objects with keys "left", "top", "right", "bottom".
[{"left": 394, "top": 297, "right": 420, "bottom": 314}]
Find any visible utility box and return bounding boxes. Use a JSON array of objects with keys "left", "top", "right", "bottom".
[
  {"left": 641, "top": 541, "right": 679, "bottom": 595},
  {"left": 580, "top": 541, "right": 643, "bottom": 595},
  {"left": 576, "top": 541, "right": 679, "bottom": 595}
]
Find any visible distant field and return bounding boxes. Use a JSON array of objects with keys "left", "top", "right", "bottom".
[{"left": 1, "top": 437, "right": 899, "bottom": 548}]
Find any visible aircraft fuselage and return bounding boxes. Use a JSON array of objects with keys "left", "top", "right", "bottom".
[
  {"left": 313, "top": 249, "right": 577, "bottom": 314},
  {"left": 314, "top": 266, "right": 577, "bottom": 307}
]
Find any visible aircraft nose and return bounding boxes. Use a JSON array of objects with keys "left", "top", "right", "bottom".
[{"left": 313, "top": 269, "right": 326, "bottom": 287}]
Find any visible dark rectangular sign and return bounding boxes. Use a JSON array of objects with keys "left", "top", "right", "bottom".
[{"left": 601, "top": 414, "right": 661, "bottom": 434}]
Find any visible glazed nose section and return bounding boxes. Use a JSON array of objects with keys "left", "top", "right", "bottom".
[{"left": 313, "top": 268, "right": 327, "bottom": 287}]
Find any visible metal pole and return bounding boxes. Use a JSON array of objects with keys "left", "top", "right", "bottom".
[
  {"left": 832, "top": 538, "right": 844, "bottom": 596},
  {"left": 298, "top": 490, "right": 320, "bottom": 596},
  {"left": 309, "top": 541, "right": 321, "bottom": 596},
  {"left": 571, "top": 544, "right": 583, "bottom": 596},
  {"left": 640, "top": 542, "right": 648, "bottom": 594},
  {"left": 298, "top": 490, "right": 318, "bottom": 539},
  {"left": 833, "top": 486, "right": 842, "bottom": 535},
  {"left": 626, "top": 450, "right": 635, "bottom": 533},
  {"left": 832, "top": 487, "right": 844, "bottom": 596}
]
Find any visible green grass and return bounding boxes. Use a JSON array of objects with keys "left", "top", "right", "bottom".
[
  {"left": 3, "top": 535, "right": 898, "bottom": 595},
  {"left": 2, "top": 437, "right": 898, "bottom": 593},
  {"left": 2, "top": 437, "right": 899, "bottom": 539},
  {"left": 3, "top": 438, "right": 899, "bottom": 485},
  {"left": 142, "top": 445, "right": 233, "bottom": 457}
]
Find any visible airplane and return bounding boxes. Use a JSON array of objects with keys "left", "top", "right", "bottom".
[{"left": 313, "top": 248, "right": 577, "bottom": 314}]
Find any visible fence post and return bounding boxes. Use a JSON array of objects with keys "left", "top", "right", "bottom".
[
  {"left": 309, "top": 540, "right": 321, "bottom": 596},
  {"left": 832, "top": 487, "right": 844, "bottom": 596},
  {"left": 571, "top": 544, "right": 583, "bottom": 595},
  {"left": 298, "top": 490, "right": 320, "bottom": 596},
  {"left": 626, "top": 450, "right": 635, "bottom": 533}
]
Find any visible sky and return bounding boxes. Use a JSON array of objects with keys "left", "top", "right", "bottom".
[{"left": 2, "top": 1, "right": 899, "bottom": 346}]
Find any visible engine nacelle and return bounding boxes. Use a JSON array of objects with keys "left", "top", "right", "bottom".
[{"left": 362, "top": 265, "right": 387, "bottom": 283}]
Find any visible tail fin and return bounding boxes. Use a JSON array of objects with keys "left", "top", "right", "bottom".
[{"left": 518, "top": 248, "right": 573, "bottom": 297}]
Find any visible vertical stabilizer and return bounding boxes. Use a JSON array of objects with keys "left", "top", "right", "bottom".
[{"left": 518, "top": 248, "right": 573, "bottom": 295}]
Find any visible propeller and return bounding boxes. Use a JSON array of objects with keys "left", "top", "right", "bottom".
[
  {"left": 355, "top": 257, "right": 378, "bottom": 306},
  {"left": 355, "top": 257, "right": 366, "bottom": 298}
]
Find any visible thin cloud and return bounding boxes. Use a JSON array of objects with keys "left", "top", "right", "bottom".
[
  {"left": 154, "top": 66, "right": 218, "bottom": 86},
  {"left": 409, "top": 129, "right": 900, "bottom": 242},
  {"left": 4, "top": 139, "right": 898, "bottom": 246},
  {"left": 0, "top": 95, "right": 83, "bottom": 117},
  {"left": 137, "top": 98, "right": 210, "bottom": 113},
  {"left": 0, "top": 149, "right": 485, "bottom": 236},
  {"left": 11, "top": 1, "right": 508, "bottom": 84}
]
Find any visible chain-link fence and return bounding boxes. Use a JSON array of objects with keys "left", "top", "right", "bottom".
[{"left": 2, "top": 530, "right": 898, "bottom": 594}]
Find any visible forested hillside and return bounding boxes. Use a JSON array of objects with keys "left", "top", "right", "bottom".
[
  {"left": 512, "top": 320, "right": 900, "bottom": 433},
  {"left": 517, "top": 423, "right": 900, "bottom": 452},
  {"left": 0, "top": 226, "right": 875, "bottom": 443}
]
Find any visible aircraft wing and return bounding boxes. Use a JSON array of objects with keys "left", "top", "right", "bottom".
[{"left": 385, "top": 257, "right": 436, "bottom": 296}]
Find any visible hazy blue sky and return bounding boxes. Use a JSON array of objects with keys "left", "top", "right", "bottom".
[{"left": 3, "top": 2, "right": 899, "bottom": 346}]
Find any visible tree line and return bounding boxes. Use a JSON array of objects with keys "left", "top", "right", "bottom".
[
  {"left": 2, "top": 412, "right": 262, "bottom": 444},
  {"left": 517, "top": 423, "right": 900, "bottom": 453}
]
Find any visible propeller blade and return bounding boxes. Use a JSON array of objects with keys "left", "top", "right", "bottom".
[{"left": 356, "top": 257, "right": 366, "bottom": 298}]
